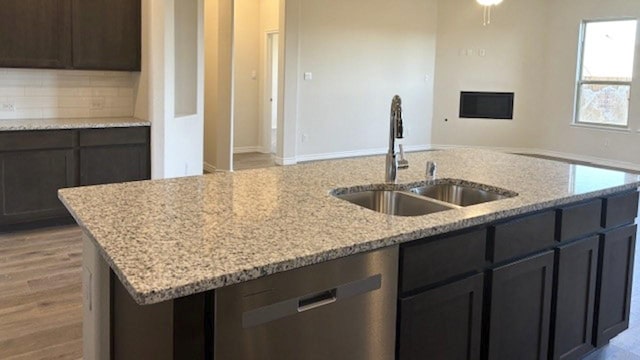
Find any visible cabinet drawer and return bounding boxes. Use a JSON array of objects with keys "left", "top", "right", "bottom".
[
  {"left": 490, "top": 210, "right": 555, "bottom": 263},
  {"left": 79, "top": 127, "right": 149, "bottom": 147},
  {"left": 602, "top": 191, "right": 638, "bottom": 229},
  {"left": 400, "top": 229, "right": 486, "bottom": 293},
  {"left": 557, "top": 199, "right": 602, "bottom": 242},
  {"left": 0, "top": 130, "right": 76, "bottom": 151}
]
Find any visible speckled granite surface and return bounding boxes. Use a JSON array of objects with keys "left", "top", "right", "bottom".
[
  {"left": 0, "top": 117, "right": 150, "bottom": 131},
  {"left": 58, "top": 149, "right": 640, "bottom": 305}
]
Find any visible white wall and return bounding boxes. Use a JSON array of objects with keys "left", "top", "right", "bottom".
[
  {"left": 204, "top": 0, "right": 234, "bottom": 171},
  {"left": 233, "top": 0, "right": 260, "bottom": 151},
  {"left": 0, "top": 69, "right": 136, "bottom": 120},
  {"left": 288, "top": 0, "right": 437, "bottom": 160},
  {"left": 432, "top": 0, "right": 640, "bottom": 167},
  {"left": 146, "top": 0, "right": 205, "bottom": 179},
  {"left": 538, "top": 0, "right": 640, "bottom": 165},
  {"left": 431, "top": 0, "right": 547, "bottom": 150}
]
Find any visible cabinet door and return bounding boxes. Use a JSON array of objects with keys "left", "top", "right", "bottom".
[
  {"left": 0, "top": 0, "right": 72, "bottom": 68},
  {"left": 80, "top": 145, "right": 149, "bottom": 186},
  {"left": 550, "top": 236, "right": 599, "bottom": 360},
  {"left": 72, "top": 0, "right": 141, "bottom": 70},
  {"left": 0, "top": 150, "right": 76, "bottom": 225},
  {"left": 594, "top": 224, "right": 637, "bottom": 346},
  {"left": 487, "top": 251, "right": 554, "bottom": 360},
  {"left": 398, "top": 273, "right": 484, "bottom": 360}
]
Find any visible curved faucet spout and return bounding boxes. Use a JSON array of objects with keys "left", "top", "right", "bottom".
[{"left": 386, "top": 95, "right": 404, "bottom": 183}]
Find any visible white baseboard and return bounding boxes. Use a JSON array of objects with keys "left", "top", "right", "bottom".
[
  {"left": 233, "top": 146, "right": 263, "bottom": 154},
  {"left": 295, "top": 144, "right": 431, "bottom": 163},
  {"left": 274, "top": 156, "right": 297, "bottom": 166},
  {"left": 431, "top": 144, "right": 640, "bottom": 172},
  {"left": 203, "top": 162, "right": 216, "bottom": 173}
]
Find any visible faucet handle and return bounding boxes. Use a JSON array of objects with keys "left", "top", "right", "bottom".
[
  {"left": 398, "top": 144, "right": 409, "bottom": 169},
  {"left": 426, "top": 161, "right": 437, "bottom": 179}
]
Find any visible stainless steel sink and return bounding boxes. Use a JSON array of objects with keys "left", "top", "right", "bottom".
[
  {"left": 410, "top": 183, "right": 511, "bottom": 207},
  {"left": 335, "top": 190, "right": 456, "bottom": 217}
]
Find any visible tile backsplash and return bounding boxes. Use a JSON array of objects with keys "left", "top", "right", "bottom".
[{"left": 0, "top": 68, "right": 137, "bottom": 120}]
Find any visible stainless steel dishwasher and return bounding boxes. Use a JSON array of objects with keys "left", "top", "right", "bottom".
[{"left": 214, "top": 246, "right": 398, "bottom": 360}]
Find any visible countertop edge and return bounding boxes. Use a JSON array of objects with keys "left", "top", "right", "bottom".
[{"left": 0, "top": 117, "right": 151, "bottom": 131}]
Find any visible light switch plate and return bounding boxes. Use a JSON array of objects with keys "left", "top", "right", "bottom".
[{"left": 304, "top": 72, "right": 313, "bottom": 81}]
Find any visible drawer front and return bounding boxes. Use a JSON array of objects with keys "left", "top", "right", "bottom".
[
  {"left": 79, "top": 127, "right": 149, "bottom": 146},
  {"left": 400, "top": 229, "right": 487, "bottom": 293},
  {"left": 0, "top": 130, "right": 76, "bottom": 151},
  {"left": 602, "top": 191, "right": 639, "bottom": 229},
  {"left": 557, "top": 199, "right": 602, "bottom": 242},
  {"left": 490, "top": 211, "right": 556, "bottom": 263}
]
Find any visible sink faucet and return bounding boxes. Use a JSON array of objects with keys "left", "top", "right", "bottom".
[{"left": 386, "top": 95, "right": 404, "bottom": 183}]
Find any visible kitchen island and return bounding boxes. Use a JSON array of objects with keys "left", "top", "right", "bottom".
[{"left": 58, "top": 149, "right": 640, "bottom": 360}]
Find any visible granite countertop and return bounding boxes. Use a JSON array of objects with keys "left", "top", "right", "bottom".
[
  {"left": 58, "top": 149, "right": 640, "bottom": 305},
  {"left": 0, "top": 117, "right": 150, "bottom": 131}
]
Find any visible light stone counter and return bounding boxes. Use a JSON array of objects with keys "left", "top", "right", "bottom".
[
  {"left": 58, "top": 149, "right": 640, "bottom": 305},
  {"left": 0, "top": 117, "right": 150, "bottom": 131}
]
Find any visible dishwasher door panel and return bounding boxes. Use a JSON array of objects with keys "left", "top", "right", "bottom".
[{"left": 214, "top": 246, "right": 399, "bottom": 360}]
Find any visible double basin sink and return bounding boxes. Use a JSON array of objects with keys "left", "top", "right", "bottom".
[{"left": 333, "top": 181, "right": 517, "bottom": 217}]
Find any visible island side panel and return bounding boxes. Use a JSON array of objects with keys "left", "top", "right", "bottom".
[{"left": 83, "top": 234, "right": 112, "bottom": 360}]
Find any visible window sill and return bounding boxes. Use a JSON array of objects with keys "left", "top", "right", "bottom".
[{"left": 570, "top": 123, "right": 632, "bottom": 133}]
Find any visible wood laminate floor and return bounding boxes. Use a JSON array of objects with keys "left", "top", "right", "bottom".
[
  {"left": 233, "top": 152, "right": 276, "bottom": 171},
  {"left": 0, "top": 225, "right": 83, "bottom": 360}
]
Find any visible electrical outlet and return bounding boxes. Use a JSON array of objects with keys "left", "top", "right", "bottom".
[
  {"left": 301, "top": 133, "right": 309, "bottom": 143},
  {"left": 0, "top": 101, "right": 15, "bottom": 112},
  {"left": 91, "top": 97, "right": 105, "bottom": 110}
]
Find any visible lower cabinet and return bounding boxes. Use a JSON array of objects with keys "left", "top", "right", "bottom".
[
  {"left": 594, "top": 224, "right": 637, "bottom": 347},
  {"left": 80, "top": 145, "right": 149, "bottom": 186},
  {"left": 398, "top": 273, "right": 484, "bottom": 360},
  {"left": 0, "top": 127, "right": 150, "bottom": 228},
  {"left": 0, "top": 149, "right": 75, "bottom": 226},
  {"left": 486, "top": 251, "right": 554, "bottom": 360},
  {"left": 550, "top": 236, "right": 599, "bottom": 360}
]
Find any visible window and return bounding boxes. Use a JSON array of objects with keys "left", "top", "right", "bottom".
[{"left": 575, "top": 19, "right": 637, "bottom": 127}]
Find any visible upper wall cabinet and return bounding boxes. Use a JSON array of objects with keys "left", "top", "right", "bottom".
[
  {"left": 0, "top": 0, "right": 140, "bottom": 71},
  {"left": 0, "top": 0, "right": 72, "bottom": 69},
  {"left": 72, "top": 0, "right": 141, "bottom": 71}
]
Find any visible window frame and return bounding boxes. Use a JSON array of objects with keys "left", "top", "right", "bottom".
[{"left": 573, "top": 18, "right": 638, "bottom": 129}]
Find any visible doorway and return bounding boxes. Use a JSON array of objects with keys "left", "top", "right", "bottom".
[
  {"left": 203, "top": 0, "right": 282, "bottom": 172},
  {"left": 265, "top": 32, "right": 279, "bottom": 154}
]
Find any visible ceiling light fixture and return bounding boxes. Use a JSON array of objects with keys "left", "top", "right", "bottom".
[{"left": 477, "top": 0, "right": 503, "bottom": 26}]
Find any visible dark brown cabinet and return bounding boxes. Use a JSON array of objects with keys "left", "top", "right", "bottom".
[
  {"left": 0, "top": 0, "right": 72, "bottom": 68},
  {"left": 400, "top": 229, "right": 487, "bottom": 293},
  {"left": 79, "top": 127, "right": 150, "bottom": 186},
  {"left": 0, "top": 127, "right": 150, "bottom": 229},
  {"left": 72, "top": 0, "right": 141, "bottom": 70},
  {"left": 486, "top": 251, "right": 554, "bottom": 360},
  {"left": 80, "top": 145, "right": 149, "bottom": 186},
  {"left": 594, "top": 224, "right": 637, "bottom": 347},
  {"left": 0, "top": 149, "right": 76, "bottom": 225},
  {"left": 0, "top": 0, "right": 140, "bottom": 71},
  {"left": 550, "top": 235, "right": 599, "bottom": 360},
  {"left": 398, "top": 273, "right": 484, "bottom": 360}
]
